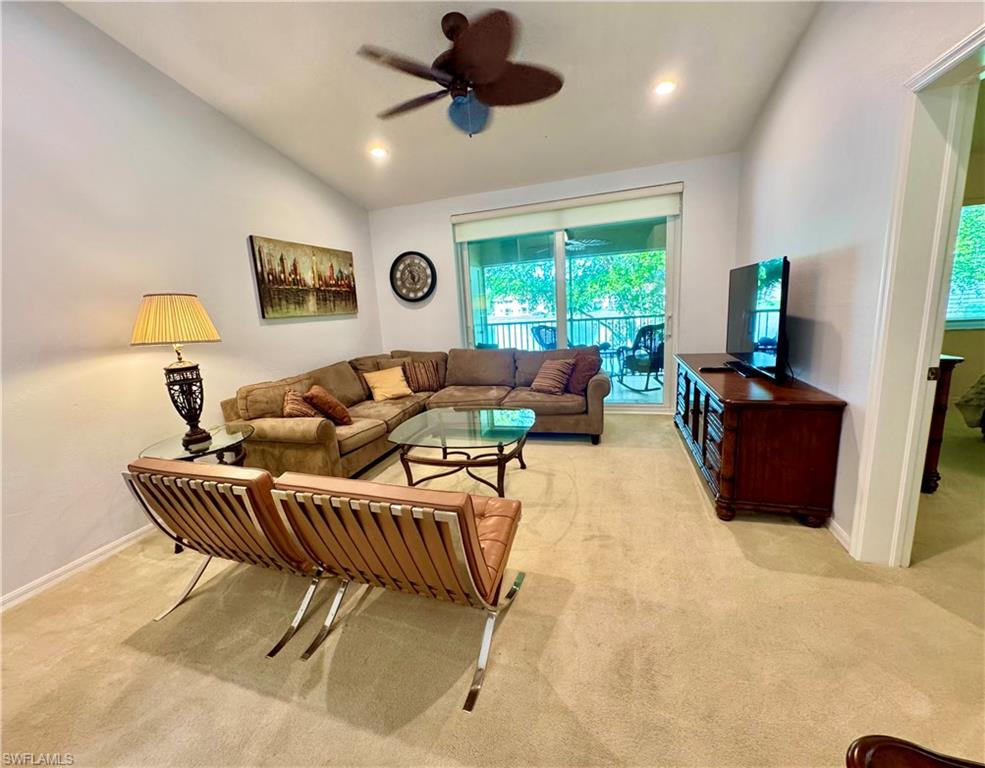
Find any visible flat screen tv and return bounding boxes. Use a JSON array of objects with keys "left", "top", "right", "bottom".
[{"left": 725, "top": 256, "right": 790, "bottom": 383}]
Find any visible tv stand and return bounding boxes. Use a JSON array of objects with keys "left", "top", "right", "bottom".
[
  {"left": 674, "top": 354, "right": 847, "bottom": 526},
  {"left": 725, "top": 359, "right": 761, "bottom": 378}
]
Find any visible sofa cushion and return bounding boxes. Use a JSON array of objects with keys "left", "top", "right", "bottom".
[
  {"left": 446, "top": 348, "right": 515, "bottom": 387},
  {"left": 427, "top": 385, "right": 512, "bottom": 409},
  {"left": 237, "top": 374, "right": 314, "bottom": 420},
  {"left": 307, "top": 362, "right": 365, "bottom": 407},
  {"left": 349, "top": 353, "right": 392, "bottom": 373},
  {"left": 391, "top": 350, "right": 448, "bottom": 386},
  {"left": 471, "top": 495, "right": 522, "bottom": 583},
  {"left": 502, "top": 387, "right": 587, "bottom": 415},
  {"left": 348, "top": 393, "right": 429, "bottom": 430},
  {"left": 349, "top": 354, "right": 394, "bottom": 399},
  {"left": 335, "top": 418, "right": 387, "bottom": 455},
  {"left": 514, "top": 349, "right": 581, "bottom": 387},
  {"left": 379, "top": 356, "right": 410, "bottom": 371}
]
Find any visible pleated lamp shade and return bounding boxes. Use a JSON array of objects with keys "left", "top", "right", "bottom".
[{"left": 130, "top": 293, "right": 220, "bottom": 346}]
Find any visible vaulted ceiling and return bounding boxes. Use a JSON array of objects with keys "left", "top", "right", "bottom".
[{"left": 70, "top": 2, "right": 817, "bottom": 209}]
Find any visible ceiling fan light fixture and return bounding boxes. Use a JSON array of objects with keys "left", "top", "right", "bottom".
[
  {"left": 368, "top": 144, "right": 389, "bottom": 160},
  {"left": 448, "top": 92, "right": 491, "bottom": 136},
  {"left": 654, "top": 80, "right": 678, "bottom": 96}
]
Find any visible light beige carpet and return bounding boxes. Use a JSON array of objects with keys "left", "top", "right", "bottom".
[{"left": 2, "top": 415, "right": 982, "bottom": 767}]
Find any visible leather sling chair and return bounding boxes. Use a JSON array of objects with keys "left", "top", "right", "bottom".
[
  {"left": 123, "top": 457, "right": 323, "bottom": 657},
  {"left": 846, "top": 735, "right": 984, "bottom": 768},
  {"left": 271, "top": 472, "right": 523, "bottom": 711},
  {"left": 124, "top": 458, "right": 524, "bottom": 709}
]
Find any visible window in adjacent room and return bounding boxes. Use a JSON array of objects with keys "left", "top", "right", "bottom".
[{"left": 946, "top": 203, "right": 985, "bottom": 328}]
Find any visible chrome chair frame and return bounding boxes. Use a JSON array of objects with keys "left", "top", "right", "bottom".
[
  {"left": 122, "top": 471, "right": 321, "bottom": 656},
  {"left": 271, "top": 490, "right": 524, "bottom": 711}
]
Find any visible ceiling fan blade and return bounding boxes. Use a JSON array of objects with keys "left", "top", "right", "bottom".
[
  {"left": 378, "top": 89, "right": 449, "bottom": 119},
  {"left": 358, "top": 45, "right": 452, "bottom": 87},
  {"left": 432, "top": 48, "right": 454, "bottom": 75},
  {"left": 474, "top": 63, "right": 563, "bottom": 106},
  {"left": 451, "top": 10, "right": 514, "bottom": 84}
]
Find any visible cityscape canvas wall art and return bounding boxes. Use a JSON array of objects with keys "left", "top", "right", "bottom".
[{"left": 249, "top": 235, "right": 358, "bottom": 319}]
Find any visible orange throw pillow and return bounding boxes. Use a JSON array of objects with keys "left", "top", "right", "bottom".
[
  {"left": 283, "top": 388, "right": 320, "bottom": 418},
  {"left": 303, "top": 385, "right": 353, "bottom": 425}
]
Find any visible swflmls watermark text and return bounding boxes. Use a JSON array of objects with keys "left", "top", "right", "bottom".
[{"left": 2, "top": 755, "right": 75, "bottom": 766}]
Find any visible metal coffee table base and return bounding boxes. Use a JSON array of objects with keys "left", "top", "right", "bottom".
[{"left": 398, "top": 437, "right": 527, "bottom": 497}]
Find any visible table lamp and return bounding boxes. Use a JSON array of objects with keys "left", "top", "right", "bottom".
[{"left": 130, "top": 293, "right": 221, "bottom": 450}]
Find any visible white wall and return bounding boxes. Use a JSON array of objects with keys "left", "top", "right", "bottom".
[
  {"left": 736, "top": 2, "right": 982, "bottom": 542},
  {"left": 1, "top": 3, "right": 381, "bottom": 598},
  {"left": 369, "top": 153, "right": 740, "bottom": 354}
]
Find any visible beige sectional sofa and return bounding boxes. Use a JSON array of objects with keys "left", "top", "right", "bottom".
[{"left": 220, "top": 347, "right": 610, "bottom": 478}]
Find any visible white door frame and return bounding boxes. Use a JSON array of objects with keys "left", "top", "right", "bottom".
[{"left": 849, "top": 26, "right": 984, "bottom": 566}]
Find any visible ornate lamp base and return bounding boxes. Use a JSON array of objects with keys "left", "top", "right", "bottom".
[{"left": 163, "top": 358, "right": 210, "bottom": 451}]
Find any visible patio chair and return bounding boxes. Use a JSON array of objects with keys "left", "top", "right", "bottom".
[
  {"left": 617, "top": 323, "right": 664, "bottom": 393},
  {"left": 122, "top": 457, "right": 322, "bottom": 657},
  {"left": 272, "top": 472, "right": 524, "bottom": 711},
  {"left": 531, "top": 324, "right": 557, "bottom": 350}
]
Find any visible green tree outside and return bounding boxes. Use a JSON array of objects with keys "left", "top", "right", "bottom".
[
  {"left": 482, "top": 250, "right": 666, "bottom": 320},
  {"left": 948, "top": 204, "right": 985, "bottom": 320}
]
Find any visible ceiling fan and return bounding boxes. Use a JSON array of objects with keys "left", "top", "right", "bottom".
[{"left": 358, "top": 9, "right": 563, "bottom": 136}]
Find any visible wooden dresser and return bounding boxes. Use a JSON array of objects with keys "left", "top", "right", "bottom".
[
  {"left": 674, "top": 354, "right": 847, "bottom": 526},
  {"left": 921, "top": 354, "right": 964, "bottom": 493}
]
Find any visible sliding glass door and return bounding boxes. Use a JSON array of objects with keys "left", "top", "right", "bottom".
[
  {"left": 460, "top": 216, "right": 674, "bottom": 407},
  {"left": 564, "top": 219, "right": 668, "bottom": 404}
]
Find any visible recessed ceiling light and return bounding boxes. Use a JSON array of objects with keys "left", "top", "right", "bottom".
[
  {"left": 368, "top": 145, "right": 389, "bottom": 159},
  {"left": 654, "top": 80, "right": 677, "bottom": 96}
]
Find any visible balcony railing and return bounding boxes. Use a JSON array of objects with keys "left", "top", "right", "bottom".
[{"left": 477, "top": 313, "right": 664, "bottom": 351}]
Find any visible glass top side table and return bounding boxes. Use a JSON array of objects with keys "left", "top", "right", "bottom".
[{"left": 139, "top": 424, "right": 254, "bottom": 465}]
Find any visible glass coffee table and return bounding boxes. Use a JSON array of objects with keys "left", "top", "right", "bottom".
[{"left": 388, "top": 407, "right": 535, "bottom": 497}]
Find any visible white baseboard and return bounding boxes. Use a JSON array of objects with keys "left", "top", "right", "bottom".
[
  {"left": 1, "top": 524, "right": 154, "bottom": 611},
  {"left": 827, "top": 517, "right": 852, "bottom": 552}
]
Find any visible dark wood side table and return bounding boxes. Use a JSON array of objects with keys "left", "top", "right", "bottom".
[
  {"left": 921, "top": 354, "right": 964, "bottom": 494},
  {"left": 138, "top": 424, "right": 255, "bottom": 552}
]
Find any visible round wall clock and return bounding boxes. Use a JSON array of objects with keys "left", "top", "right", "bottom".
[{"left": 390, "top": 251, "right": 437, "bottom": 302}]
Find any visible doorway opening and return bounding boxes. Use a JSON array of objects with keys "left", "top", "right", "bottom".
[
  {"left": 909, "top": 79, "right": 984, "bottom": 612},
  {"left": 851, "top": 32, "right": 984, "bottom": 569}
]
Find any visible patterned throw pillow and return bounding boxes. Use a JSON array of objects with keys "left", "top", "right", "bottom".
[
  {"left": 303, "top": 385, "right": 352, "bottom": 425},
  {"left": 403, "top": 359, "right": 441, "bottom": 393},
  {"left": 567, "top": 348, "right": 602, "bottom": 395},
  {"left": 283, "top": 388, "right": 320, "bottom": 418},
  {"left": 531, "top": 359, "right": 575, "bottom": 396}
]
